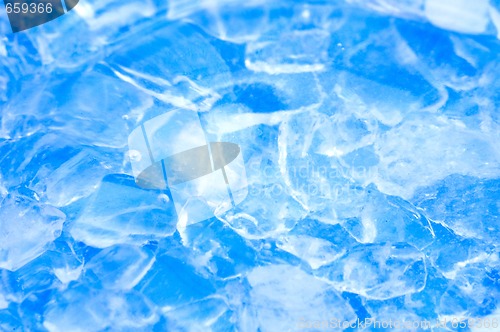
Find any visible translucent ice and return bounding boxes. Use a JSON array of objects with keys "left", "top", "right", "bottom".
[
  {"left": 162, "top": 297, "right": 231, "bottom": 331},
  {"left": 422, "top": 222, "right": 491, "bottom": 279},
  {"left": 276, "top": 235, "right": 345, "bottom": 269},
  {"left": 316, "top": 243, "right": 427, "bottom": 300},
  {"left": 438, "top": 264, "right": 499, "bottom": 318},
  {"left": 136, "top": 253, "right": 215, "bottom": 307},
  {"left": 373, "top": 113, "right": 500, "bottom": 198},
  {"left": 244, "top": 264, "right": 356, "bottom": 330},
  {"left": 0, "top": 193, "right": 65, "bottom": 271},
  {"left": 70, "top": 174, "right": 177, "bottom": 248},
  {"left": 413, "top": 175, "right": 500, "bottom": 245},
  {"left": 43, "top": 287, "right": 157, "bottom": 332},
  {"left": 245, "top": 29, "right": 330, "bottom": 74},
  {"left": 106, "top": 23, "right": 230, "bottom": 112},
  {"left": 14, "top": 241, "right": 83, "bottom": 294},
  {"left": 2, "top": 0, "right": 500, "bottom": 329},
  {"left": 85, "top": 244, "right": 155, "bottom": 290}
]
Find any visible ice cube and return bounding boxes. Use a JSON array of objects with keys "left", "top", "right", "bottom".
[
  {"left": 413, "top": 175, "right": 500, "bottom": 245},
  {"left": 374, "top": 114, "right": 500, "bottom": 198},
  {"left": 246, "top": 29, "right": 330, "bottom": 74},
  {"left": 162, "top": 297, "right": 230, "bottom": 331},
  {"left": 43, "top": 286, "right": 157, "bottom": 331},
  {"left": 244, "top": 264, "right": 356, "bottom": 330},
  {"left": 70, "top": 174, "right": 177, "bottom": 248},
  {"left": 341, "top": 186, "right": 435, "bottom": 249},
  {"left": 438, "top": 263, "right": 499, "bottom": 318},
  {"left": 136, "top": 253, "right": 215, "bottom": 307},
  {"left": 276, "top": 235, "right": 345, "bottom": 269},
  {"left": 316, "top": 243, "right": 427, "bottom": 300},
  {"left": 421, "top": 222, "right": 492, "bottom": 279},
  {"left": 86, "top": 244, "right": 155, "bottom": 290},
  {"left": 0, "top": 193, "right": 65, "bottom": 271}
]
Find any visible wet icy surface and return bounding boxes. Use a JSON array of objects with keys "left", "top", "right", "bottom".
[{"left": 1, "top": 0, "right": 500, "bottom": 331}]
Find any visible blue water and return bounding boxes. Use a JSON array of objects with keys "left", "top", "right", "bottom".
[{"left": 1, "top": 0, "right": 500, "bottom": 331}]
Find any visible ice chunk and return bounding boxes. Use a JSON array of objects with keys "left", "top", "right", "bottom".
[
  {"left": 373, "top": 114, "right": 500, "bottom": 198},
  {"left": 422, "top": 222, "right": 491, "bottom": 279},
  {"left": 316, "top": 243, "right": 427, "bottom": 300},
  {"left": 165, "top": 218, "right": 257, "bottom": 280},
  {"left": 0, "top": 193, "right": 65, "bottom": 271},
  {"left": 167, "top": 1, "right": 340, "bottom": 45},
  {"left": 0, "top": 294, "right": 7, "bottom": 310},
  {"left": 276, "top": 111, "right": 352, "bottom": 216},
  {"left": 218, "top": 153, "right": 308, "bottom": 239},
  {"left": 220, "top": 195, "right": 306, "bottom": 240},
  {"left": 0, "top": 309, "right": 22, "bottom": 331},
  {"left": 162, "top": 297, "right": 231, "bottom": 331},
  {"left": 74, "top": 0, "right": 156, "bottom": 32},
  {"left": 341, "top": 186, "right": 435, "bottom": 249},
  {"left": 276, "top": 235, "right": 345, "bottom": 269},
  {"left": 137, "top": 254, "right": 215, "bottom": 308},
  {"left": 128, "top": 109, "right": 248, "bottom": 228},
  {"left": 0, "top": 269, "right": 18, "bottom": 309},
  {"left": 0, "top": 134, "right": 123, "bottom": 207},
  {"left": 204, "top": 108, "right": 309, "bottom": 239},
  {"left": 363, "top": 298, "right": 434, "bottom": 331},
  {"left": 86, "top": 244, "right": 155, "bottom": 290},
  {"left": 346, "top": 0, "right": 425, "bottom": 19},
  {"left": 70, "top": 174, "right": 177, "bottom": 248},
  {"left": 438, "top": 262, "right": 500, "bottom": 319},
  {"left": 425, "top": 0, "right": 490, "bottom": 34},
  {"left": 330, "top": 21, "right": 441, "bottom": 113},
  {"left": 51, "top": 248, "right": 84, "bottom": 285},
  {"left": 413, "top": 175, "right": 500, "bottom": 245},
  {"left": 0, "top": 68, "right": 152, "bottom": 148},
  {"left": 29, "top": 143, "right": 122, "bottom": 207},
  {"left": 14, "top": 242, "right": 83, "bottom": 294},
  {"left": 286, "top": 219, "right": 360, "bottom": 252},
  {"left": 55, "top": 70, "right": 155, "bottom": 148},
  {"left": 43, "top": 287, "right": 157, "bottom": 331},
  {"left": 246, "top": 29, "right": 330, "bottom": 74},
  {"left": 244, "top": 264, "right": 356, "bottom": 330},
  {"left": 167, "top": 1, "right": 268, "bottom": 43},
  {"left": 406, "top": 246, "right": 499, "bottom": 325},
  {"left": 21, "top": 0, "right": 160, "bottom": 69},
  {"left": 108, "top": 23, "right": 230, "bottom": 111}
]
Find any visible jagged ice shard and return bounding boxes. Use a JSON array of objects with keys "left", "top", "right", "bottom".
[{"left": 0, "top": 0, "right": 499, "bottom": 331}]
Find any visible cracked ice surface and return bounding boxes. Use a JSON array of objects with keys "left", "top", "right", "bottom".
[{"left": 0, "top": 0, "right": 499, "bottom": 331}]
